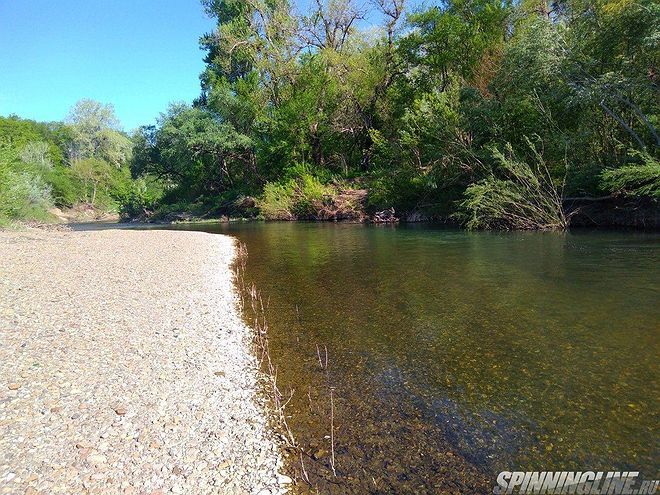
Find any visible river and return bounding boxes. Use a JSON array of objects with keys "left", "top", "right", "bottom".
[{"left": 170, "top": 222, "right": 658, "bottom": 493}]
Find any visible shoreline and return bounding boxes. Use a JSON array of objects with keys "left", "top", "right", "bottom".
[{"left": 0, "top": 229, "right": 286, "bottom": 494}]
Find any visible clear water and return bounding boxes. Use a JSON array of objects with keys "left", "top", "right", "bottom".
[{"left": 172, "top": 222, "right": 659, "bottom": 493}]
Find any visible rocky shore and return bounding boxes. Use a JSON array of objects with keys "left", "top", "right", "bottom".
[{"left": 0, "top": 229, "right": 286, "bottom": 494}]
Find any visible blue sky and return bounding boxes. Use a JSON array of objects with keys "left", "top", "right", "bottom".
[
  {"left": 0, "top": 0, "right": 215, "bottom": 131},
  {"left": 0, "top": 0, "right": 428, "bottom": 131}
]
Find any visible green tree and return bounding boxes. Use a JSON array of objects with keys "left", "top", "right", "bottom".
[{"left": 66, "top": 99, "right": 132, "bottom": 166}]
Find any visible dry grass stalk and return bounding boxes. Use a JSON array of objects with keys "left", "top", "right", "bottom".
[
  {"left": 233, "top": 242, "right": 296, "bottom": 447},
  {"left": 233, "top": 241, "right": 341, "bottom": 485},
  {"left": 330, "top": 388, "right": 337, "bottom": 477}
]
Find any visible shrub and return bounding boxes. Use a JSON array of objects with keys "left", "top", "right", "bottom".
[
  {"left": 1, "top": 170, "right": 54, "bottom": 221},
  {"left": 118, "top": 176, "right": 163, "bottom": 219},
  {"left": 260, "top": 180, "right": 297, "bottom": 220},
  {"left": 45, "top": 166, "right": 84, "bottom": 207},
  {"left": 1, "top": 142, "right": 54, "bottom": 222},
  {"left": 600, "top": 152, "right": 660, "bottom": 199},
  {"left": 259, "top": 167, "right": 333, "bottom": 220},
  {"left": 19, "top": 141, "right": 53, "bottom": 169},
  {"left": 457, "top": 142, "right": 567, "bottom": 230}
]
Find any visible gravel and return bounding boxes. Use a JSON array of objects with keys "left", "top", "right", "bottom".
[{"left": 0, "top": 229, "right": 287, "bottom": 494}]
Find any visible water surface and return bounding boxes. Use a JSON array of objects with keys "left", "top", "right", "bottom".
[{"left": 175, "top": 222, "right": 659, "bottom": 493}]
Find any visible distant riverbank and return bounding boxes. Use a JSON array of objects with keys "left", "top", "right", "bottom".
[
  {"left": 0, "top": 228, "right": 287, "bottom": 494},
  {"left": 120, "top": 193, "right": 659, "bottom": 230}
]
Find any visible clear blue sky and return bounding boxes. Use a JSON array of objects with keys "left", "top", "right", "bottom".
[
  {"left": 0, "top": 0, "right": 215, "bottom": 131},
  {"left": 0, "top": 1, "right": 427, "bottom": 131}
]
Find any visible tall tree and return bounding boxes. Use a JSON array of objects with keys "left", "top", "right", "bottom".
[{"left": 66, "top": 99, "right": 132, "bottom": 167}]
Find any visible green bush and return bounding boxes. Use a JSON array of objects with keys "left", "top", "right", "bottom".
[
  {"left": 118, "top": 176, "right": 164, "bottom": 219},
  {"left": 0, "top": 144, "right": 54, "bottom": 222},
  {"left": 259, "top": 167, "right": 333, "bottom": 220},
  {"left": 457, "top": 143, "right": 567, "bottom": 230},
  {"left": 1, "top": 170, "right": 54, "bottom": 221},
  {"left": 600, "top": 152, "right": 660, "bottom": 199},
  {"left": 260, "top": 180, "right": 297, "bottom": 220},
  {"left": 45, "top": 166, "right": 84, "bottom": 207}
]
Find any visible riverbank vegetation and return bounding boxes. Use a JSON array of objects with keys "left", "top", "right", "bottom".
[
  {"left": 127, "top": 0, "right": 658, "bottom": 228},
  {"left": 2, "top": 0, "right": 658, "bottom": 229},
  {"left": 0, "top": 100, "right": 152, "bottom": 225}
]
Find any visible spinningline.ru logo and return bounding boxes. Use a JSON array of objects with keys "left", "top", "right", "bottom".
[{"left": 493, "top": 471, "right": 659, "bottom": 494}]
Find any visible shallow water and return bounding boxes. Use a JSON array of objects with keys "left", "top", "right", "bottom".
[{"left": 173, "top": 222, "right": 659, "bottom": 493}]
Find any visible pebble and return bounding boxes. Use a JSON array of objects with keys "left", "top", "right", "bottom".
[
  {"left": 277, "top": 474, "right": 293, "bottom": 484},
  {"left": 0, "top": 230, "right": 286, "bottom": 494},
  {"left": 88, "top": 454, "right": 107, "bottom": 466}
]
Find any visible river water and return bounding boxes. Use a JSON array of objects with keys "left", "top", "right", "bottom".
[{"left": 173, "top": 222, "right": 658, "bottom": 493}]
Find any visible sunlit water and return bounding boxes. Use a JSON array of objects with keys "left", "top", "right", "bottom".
[{"left": 171, "top": 222, "right": 658, "bottom": 493}]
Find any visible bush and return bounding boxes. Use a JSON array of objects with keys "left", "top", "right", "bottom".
[
  {"left": 260, "top": 180, "right": 297, "bottom": 220},
  {"left": 19, "top": 141, "right": 53, "bottom": 169},
  {"left": 1, "top": 170, "right": 54, "bottom": 221},
  {"left": 367, "top": 168, "right": 435, "bottom": 212},
  {"left": 118, "top": 176, "right": 163, "bottom": 219},
  {"left": 69, "top": 159, "right": 133, "bottom": 211},
  {"left": 45, "top": 166, "right": 84, "bottom": 207},
  {"left": 457, "top": 142, "right": 567, "bottom": 230},
  {"left": 600, "top": 152, "right": 660, "bottom": 199},
  {"left": 259, "top": 168, "right": 333, "bottom": 220},
  {"left": 0, "top": 143, "right": 54, "bottom": 222}
]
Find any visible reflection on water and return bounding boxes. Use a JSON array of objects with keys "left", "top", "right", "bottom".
[{"left": 175, "top": 222, "right": 660, "bottom": 493}]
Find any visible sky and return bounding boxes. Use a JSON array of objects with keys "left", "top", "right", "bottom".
[
  {"left": 0, "top": 0, "right": 427, "bottom": 132},
  {"left": 0, "top": 0, "right": 215, "bottom": 131}
]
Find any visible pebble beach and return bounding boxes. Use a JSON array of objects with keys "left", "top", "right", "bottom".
[{"left": 0, "top": 229, "right": 286, "bottom": 494}]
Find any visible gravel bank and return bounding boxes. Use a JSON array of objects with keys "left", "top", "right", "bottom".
[{"left": 0, "top": 229, "right": 286, "bottom": 494}]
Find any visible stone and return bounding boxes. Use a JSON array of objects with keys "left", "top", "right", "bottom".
[
  {"left": 8, "top": 383, "right": 20, "bottom": 390},
  {"left": 87, "top": 454, "right": 107, "bottom": 466},
  {"left": 277, "top": 474, "right": 293, "bottom": 484},
  {"left": 0, "top": 230, "right": 283, "bottom": 495},
  {"left": 312, "top": 449, "right": 327, "bottom": 460}
]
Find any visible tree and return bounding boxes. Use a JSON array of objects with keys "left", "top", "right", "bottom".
[
  {"left": 66, "top": 99, "right": 132, "bottom": 166},
  {"left": 70, "top": 158, "right": 114, "bottom": 206},
  {"left": 132, "top": 103, "right": 253, "bottom": 198},
  {"left": 19, "top": 141, "right": 53, "bottom": 169}
]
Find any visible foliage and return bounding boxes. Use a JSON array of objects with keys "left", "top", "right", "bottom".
[
  {"left": 0, "top": 147, "right": 54, "bottom": 222},
  {"left": 156, "top": 0, "right": 659, "bottom": 228},
  {"left": 131, "top": 104, "right": 253, "bottom": 201},
  {"left": 600, "top": 153, "right": 660, "bottom": 199},
  {"left": 259, "top": 168, "right": 333, "bottom": 220},
  {"left": 20, "top": 141, "right": 53, "bottom": 169},
  {"left": 457, "top": 143, "right": 568, "bottom": 230},
  {"left": 118, "top": 176, "right": 164, "bottom": 219},
  {"left": 0, "top": 102, "right": 139, "bottom": 223},
  {"left": 129, "top": 0, "right": 654, "bottom": 227},
  {"left": 44, "top": 165, "right": 84, "bottom": 207},
  {"left": 66, "top": 99, "right": 132, "bottom": 166},
  {"left": 6, "top": 0, "right": 657, "bottom": 228}
]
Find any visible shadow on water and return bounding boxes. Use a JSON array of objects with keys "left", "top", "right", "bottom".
[{"left": 89, "top": 221, "right": 660, "bottom": 493}]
